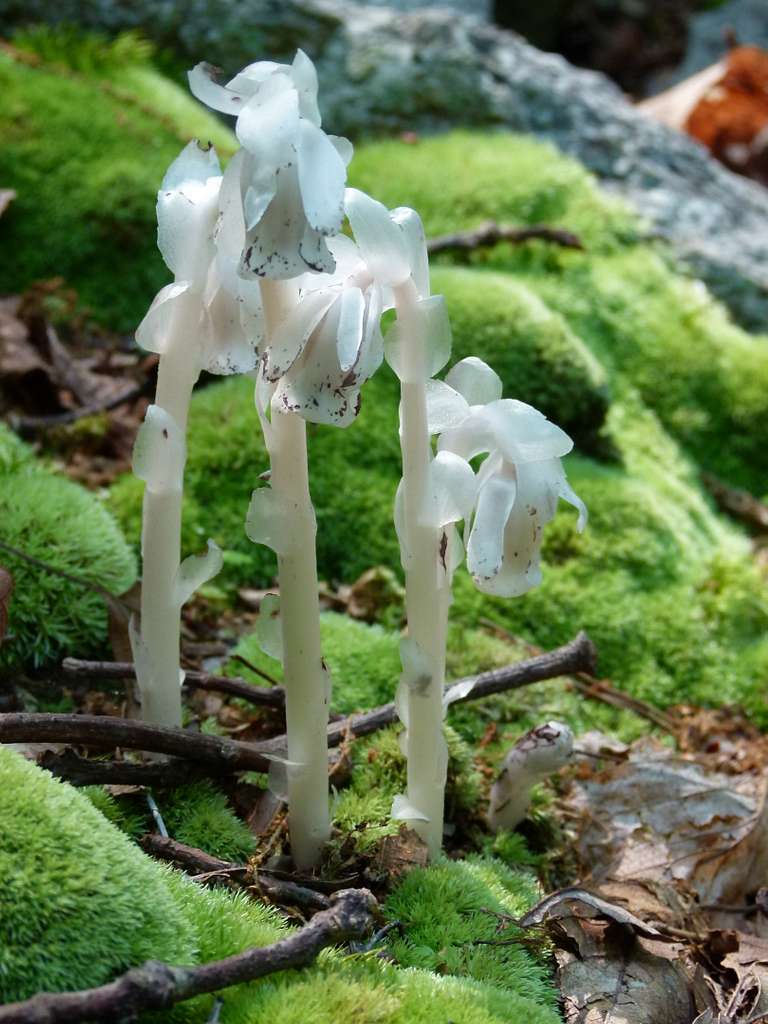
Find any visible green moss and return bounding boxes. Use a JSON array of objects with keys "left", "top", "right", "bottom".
[
  {"left": 80, "top": 786, "right": 147, "bottom": 840},
  {"left": 0, "top": 747, "right": 195, "bottom": 1001},
  {"left": 0, "top": 44, "right": 233, "bottom": 330},
  {"left": 0, "top": 423, "right": 34, "bottom": 474},
  {"left": 432, "top": 266, "right": 610, "bottom": 452},
  {"left": 0, "top": 470, "right": 137, "bottom": 669},
  {"left": 384, "top": 856, "right": 555, "bottom": 1006},
  {"left": 159, "top": 781, "right": 256, "bottom": 862}
]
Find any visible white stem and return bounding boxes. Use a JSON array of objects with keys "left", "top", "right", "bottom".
[
  {"left": 138, "top": 292, "right": 200, "bottom": 728},
  {"left": 259, "top": 279, "right": 331, "bottom": 870},
  {"left": 394, "top": 277, "right": 452, "bottom": 860}
]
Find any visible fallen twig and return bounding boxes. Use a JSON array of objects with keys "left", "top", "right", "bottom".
[
  {"left": 8, "top": 634, "right": 595, "bottom": 785},
  {"left": 426, "top": 220, "right": 584, "bottom": 256},
  {"left": 262, "top": 630, "right": 597, "bottom": 754},
  {"left": 702, "top": 472, "right": 768, "bottom": 533},
  {"left": 0, "top": 713, "right": 271, "bottom": 773},
  {"left": 0, "top": 888, "right": 376, "bottom": 1024},
  {"left": 142, "top": 833, "right": 329, "bottom": 913},
  {"left": 38, "top": 748, "right": 224, "bottom": 787},
  {"left": 62, "top": 657, "right": 285, "bottom": 709},
  {"left": 11, "top": 380, "right": 150, "bottom": 436}
]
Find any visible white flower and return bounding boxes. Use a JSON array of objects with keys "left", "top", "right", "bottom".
[
  {"left": 136, "top": 141, "right": 262, "bottom": 376},
  {"left": 189, "top": 51, "right": 351, "bottom": 279},
  {"left": 430, "top": 357, "right": 587, "bottom": 596},
  {"left": 261, "top": 236, "right": 385, "bottom": 426}
]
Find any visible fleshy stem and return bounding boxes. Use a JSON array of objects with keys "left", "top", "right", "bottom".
[
  {"left": 393, "top": 277, "right": 451, "bottom": 860},
  {"left": 258, "top": 279, "right": 331, "bottom": 870},
  {"left": 138, "top": 292, "right": 200, "bottom": 727}
]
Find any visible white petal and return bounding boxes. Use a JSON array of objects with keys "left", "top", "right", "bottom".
[
  {"left": 265, "top": 288, "right": 336, "bottom": 380},
  {"left": 200, "top": 282, "right": 260, "bottom": 375},
  {"left": 466, "top": 475, "right": 517, "bottom": 583},
  {"left": 443, "top": 676, "right": 476, "bottom": 711},
  {"left": 132, "top": 405, "right": 186, "bottom": 495},
  {"left": 425, "top": 450, "right": 477, "bottom": 529},
  {"left": 236, "top": 75, "right": 299, "bottom": 169},
  {"left": 344, "top": 188, "right": 411, "bottom": 286},
  {"left": 161, "top": 139, "right": 221, "bottom": 191},
  {"left": 385, "top": 294, "right": 452, "bottom": 382},
  {"left": 336, "top": 287, "right": 365, "bottom": 371},
  {"left": 245, "top": 487, "right": 311, "bottom": 554},
  {"left": 135, "top": 281, "right": 191, "bottom": 355},
  {"left": 485, "top": 400, "right": 574, "bottom": 464},
  {"left": 559, "top": 471, "right": 588, "bottom": 532},
  {"left": 157, "top": 162, "right": 221, "bottom": 284},
  {"left": 188, "top": 62, "right": 249, "bottom": 114},
  {"left": 297, "top": 120, "right": 346, "bottom": 234},
  {"left": 391, "top": 207, "right": 430, "bottom": 298},
  {"left": 425, "top": 379, "right": 470, "bottom": 434},
  {"left": 329, "top": 135, "right": 353, "bottom": 167},
  {"left": 256, "top": 593, "right": 283, "bottom": 661},
  {"left": 174, "top": 539, "right": 223, "bottom": 606},
  {"left": 291, "top": 49, "right": 322, "bottom": 126},
  {"left": 227, "top": 61, "right": 285, "bottom": 97},
  {"left": 391, "top": 794, "right": 430, "bottom": 823},
  {"left": 354, "top": 282, "right": 385, "bottom": 381},
  {"left": 445, "top": 356, "right": 502, "bottom": 406}
]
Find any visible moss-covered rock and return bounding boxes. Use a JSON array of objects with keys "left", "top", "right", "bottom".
[
  {"left": 0, "top": 746, "right": 195, "bottom": 1001},
  {"left": 0, "top": 466, "right": 137, "bottom": 669},
  {"left": 0, "top": 38, "right": 233, "bottom": 330}
]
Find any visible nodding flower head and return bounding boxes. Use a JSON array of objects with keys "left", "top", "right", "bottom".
[
  {"left": 189, "top": 51, "right": 351, "bottom": 280},
  {"left": 136, "top": 140, "right": 263, "bottom": 377},
  {"left": 428, "top": 357, "right": 587, "bottom": 597}
]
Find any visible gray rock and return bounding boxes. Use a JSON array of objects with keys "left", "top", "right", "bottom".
[{"left": 4, "top": 0, "right": 768, "bottom": 327}]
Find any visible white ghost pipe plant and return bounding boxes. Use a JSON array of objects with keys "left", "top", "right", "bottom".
[
  {"left": 132, "top": 141, "right": 261, "bottom": 727},
  {"left": 345, "top": 190, "right": 587, "bottom": 859},
  {"left": 345, "top": 188, "right": 470, "bottom": 858},
  {"left": 488, "top": 721, "right": 574, "bottom": 832},
  {"left": 189, "top": 53, "right": 380, "bottom": 869}
]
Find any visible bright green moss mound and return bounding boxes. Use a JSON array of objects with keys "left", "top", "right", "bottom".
[
  {"left": 160, "top": 781, "right": 256, "bottom": 861},
  {"left": 0, "top": 423, "right": 34, "bottom": 474},
  {"left": 0, "top": 41, "right": 233, "bottom": 330},
  {"left": 0, "top": 747, "right": 195, "bottom": 1001},
  {"left": 384, "top": 857, "right": 554, "bottom": 1004},
  {"left": 0, "top": 467, "right": 137, "bottom": 669}
]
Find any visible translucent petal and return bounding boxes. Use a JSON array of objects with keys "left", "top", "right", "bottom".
[
  {"left": 425, "top": 379, "right": 470, "bottom": 434},
  {"left": 132, "top": 405, "right": 186, "bottom": 495},
  {"left": 201, "top": 281, "right": 261, "bottom": 375},
  {"left": 174, "top": 539, "right": 223, "bottom": 607},
  {"left": 329, "top": 135, "right": 354, "bottom": 167},
  {"left": 297, "top": 120, "right": 346, "bottom": 234},
  {"left": 236, "top": 75, "right": 299, "bottom": 169},
  {"left": 391, "top": 793, "right": 429, "bottom": 822},
  {"left": 161, "top": 139, "right": 221, "bottom": 191},
  {"left": 265, "top": 287, "right": 336, "bottom": 381},
  {"left": 291, "top": 49, "right": 322, "bottom": 126},
  {"left": 354, "top": 282, "right": 385, "bottom": 381},
  {"left": 385, "top": 294, "right": 452, "bottom": 382},
  {"left": 391, "top": 206, "right": 430, "bottom": 298},
  {"left": 395, "top": 679, "right": 410, "bottom": 731},
  {"left": 135, "top": 281, "right": 190, "bottom": 355},
  {"left": 425, "top": 450, "right": 477, "bottom": 529},
  {"left": 245, "top": 486, "right": 309, "bottom": 554},
  {"left": 187, "top": 62, "right": 248, "bottom": 114},
  {"left": 336, "top": 287, "right": 365, "bottom": 371},
  {"left": 157, "top": 164, "right": 221, "bottom": 284},
  {"left": 560, "top": 472, "right": 588, "bottom": 532},
  {"left": 344, "top": 188, "right": 411, "bottom": 286},
  {"left": 227, "top": 61, "right": 285, "bottom": 97},
  {"left": 484, "top": 400, "right": 574, "bottom": 464},
  {"left": 445, "top": 356, "right": 502, "bottom": 406},
  {"left": 466, "top": 475, "right": 517, "bottom": 583},
  {"left": 215, "top": 151, "right": 248, "bottom": 294},
  {"left": 256, "top": 593, "right": 283, "bottom": 661}
]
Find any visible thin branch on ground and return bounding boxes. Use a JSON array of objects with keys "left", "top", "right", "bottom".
[
  {"left": 12, "top": 380, "right": 151, "bottom": 436},
  {"left": 426, "top": 220, "right": 584, "bottom": 256},
  {"left": 38, "top": 748, "right": 225, "bottom": 787},
  {"left": 261, "top": 630, "right": 597, "bottom": 755},
  {"left": 0, "top": 713, "right": 271, "bottom": 773},
  {"left": 62, "top": 657, "right": 285, "bottom": 709},
  {"left": 702, "top": 472, "right": 768, "bottom": 533},
  {"left": 5, "top": 633, "right": 595, "bottom": 785},
  {"left": 0, "top": 888, "right": 377, "bottom": 1024},
  {"left": 141, "top": 833, "right": 330, "bottom": 913}
]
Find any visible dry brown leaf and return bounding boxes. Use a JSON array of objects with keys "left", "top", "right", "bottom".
[{"left": 375, "top": 826, "right": 429, "bottom": 879}]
